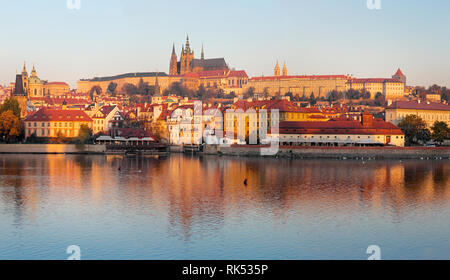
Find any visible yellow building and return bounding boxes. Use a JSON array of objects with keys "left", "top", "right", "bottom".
[
  {"left": 386, "top": 100, "right": 450, "bottom": 128},
  {"left": 224, "top": 99, "right": 330, "bottom": 143},
  {"left": 346, "top": 78, "right": 405, "bottom": 99},
  {"left": 77, "top": 72, "right": 170, "bottom": 94},
  {"left": 270, "top": 113, "right": 405, "bottom": 147},
  {"left": 23, "top": 108, "right": 93, "bottom": 138},
  {"left": 179, "top": 70, "right": 249, "bottom": 94},
  {"left": 246, "top": 63, "right": 349, "bottom": 98}
]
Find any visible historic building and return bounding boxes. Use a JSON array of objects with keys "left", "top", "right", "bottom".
[
  {"left": 77, "top": 72, "right": 170, "bottom": 95},
  {"left": 346, "top": 78, "right": 405, "bottom": 99},
  {"left": 268, "top": 113, "right": 405, "bottom": 147},
  {"left": 246, "top": 64, "right": 407, "bottom": 100},
  {"left": 23, "top": 108, "right": 93, "bottom": 138},
  {"left": 12, "top": 63, "right": 70, "bottom": 110},
  {"left": 247, "top": 65, "right": 349, "bottom": 98},
  {"left": 386, "top": 100, "right": 450, "bottom": 128},
  {"left": 169, "top": 36, "right": 229, "bottom": 75},
  {"left": 179, "top": 69, "right": 249, "bottom": 94}
]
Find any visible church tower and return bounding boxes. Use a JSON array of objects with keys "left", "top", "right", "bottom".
[
  {"left": 392, "top": 68, "right": 406, "bottom": 84},
  {"left": 22, "top": 62, "right": 29, "bottom": 96},
  {"left": 169, "top": 44, "right": 178, "bottom": 75},
  {"left": 274, "top": 61, "right": 281, "bottom": 77},
  {"left": 282, "top": 62, "right": 288, "bottom": 77},
  {"left": 30, "top": 64, "right": 37, "bottom": 78},
  {"left": 180, "top": 35, "right": 194, "bottom": 75}
]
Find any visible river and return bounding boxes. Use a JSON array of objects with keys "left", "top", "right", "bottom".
[{"left": 0, "top": 154, "right": 448, "bottom": 259}]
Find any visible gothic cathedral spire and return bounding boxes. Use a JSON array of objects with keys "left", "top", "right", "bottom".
[
  {"left": 201, "top": 44, "right": 204, "bottom": 60},
  {"left": 169, "top": 43, "right": 178, "bottom": 75}
]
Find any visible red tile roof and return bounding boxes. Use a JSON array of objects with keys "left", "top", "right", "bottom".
[
  {"left": 24, "top": 108, "right": 93, "bottom": 122},
  {"left": 46, "top": 82, "right": 69, "bottom": 86},
  {"left": 250, "top": 75, "right": 349, "bottom": 81},
  {"left": 387, "top": 101, "right": 450, "bottom": 111},
  {"left": 275, "top": 119, "right": 404, "bottom": 136},
  {"left": 348, "top": 78, "right": 402, "bottom": 84},
  {"left": 394, "top": 68, "right": 404, "bottom": 76}
]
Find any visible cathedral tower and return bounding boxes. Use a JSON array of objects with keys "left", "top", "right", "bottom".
[
  {"left": 180, "top": 35, "right": 194, "bottom": 75},
  {"left": 169, "top": 44, "right": 178, "bottom": 75}
]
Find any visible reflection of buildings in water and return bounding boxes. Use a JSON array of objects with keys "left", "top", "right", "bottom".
[
  {"left": 164, "top": 156, "right": 225, "bottom": 240},
  {"left": 0, "top": 155, "right": 448, "bottom": 240}
]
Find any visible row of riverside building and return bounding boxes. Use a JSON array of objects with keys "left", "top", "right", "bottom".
[{"left": 19, "top": 90, "right": 450, "bottom": 148}]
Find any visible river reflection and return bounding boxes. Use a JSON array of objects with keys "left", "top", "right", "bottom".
[{"left": 0, "top": 154, "right": 449, "bottom": 259}]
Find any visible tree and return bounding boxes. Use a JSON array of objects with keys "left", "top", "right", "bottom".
[
  {"left": 0, "top": 110, "right": 21, "bottom": 142},
  {"left": 327, "top": 90, "right": 343, "bottom": 102},
  {"left": 397, "top": 115, "right": 431, "bottom": 145},
  {"left": 107, "top": 82, "right": 118, "bottom": 96},
  {"left": 0, "top": 97, "right": 21, "bottom": 118},
  {"left": 76, "top": 124, "right": 93, "bottom": 144},
  {"left": 284, "top": 92, "right": 294, "bottom": 100},
  {"left": 243, "top": 87, "right": 255, "bottom": 99},
  {"left": 374, "top": 92, "right": 385, "bottom": 106},
  {"left": 309, "top": 93, "right": 316, "bottom": 105},
  {"left": 121, "top": 83, "right": 139, "bottom": 96},
  {"left": 431, "top": 121, "right": 450, "bottom": 144},
  {"left": 89, "top": 86, "right": 102, "bottom": 101}
]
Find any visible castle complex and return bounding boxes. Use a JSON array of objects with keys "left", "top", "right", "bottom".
[{"left": 76, "top": 37, "right": 407, "bottom": 100}]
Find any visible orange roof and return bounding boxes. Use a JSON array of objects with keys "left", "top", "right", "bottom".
[
  {"left": 24, "top": 108, "right": 92, "bottom": 122},
  {"left": 394, "top": 68, "right": 404, "bottom": 76},
  {"left": 46, "top": 82, "right": 69, "bottom": 86},
  {"left": 275, "top": 119, "right": 404, "bottom": 136},
  {"left": 250, "top": 75, "right": 349, "bottom": 81},
  {"left": 348, "top": 78, "right": 402, "bottom": 84}
]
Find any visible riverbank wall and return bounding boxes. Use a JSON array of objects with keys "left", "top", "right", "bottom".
[
  {"left": 203, "top": 145, "right": 450, "bottom": 160},
  {"left": 0, "top": 144, "right": 106, "bottom": 154},
  {"left": 1, "top": 144, "right": 450, "bottom": 160}
]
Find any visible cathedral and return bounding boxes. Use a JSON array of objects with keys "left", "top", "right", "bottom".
[{"left": 169, "top": 36, "right": 229, "bottom": 75}]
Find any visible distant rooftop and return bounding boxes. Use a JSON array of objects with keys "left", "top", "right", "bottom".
[{"left": 80, "top": 72, "right": 168, "bottom": 82}]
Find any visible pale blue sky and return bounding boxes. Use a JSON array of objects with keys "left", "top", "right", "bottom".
[{"left": 1, "top": 0, "right": 449, "bottom": 88}]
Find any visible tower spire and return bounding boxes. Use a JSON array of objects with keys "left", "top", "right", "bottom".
[
  {"left": 185, "top": 34, "right": 191, "bottom": 53},
  {"left": 274, "top": 61, "right": 280, "bottom": 77},
  {"left": 282, "top": 62, "right": 287, "bottom": 76},
  {"left": 22, "top": 61, "right": 28, "bottom": 75},
  {"left": 201, "top": 44, "right": 204, "bottom": 60},
  {"left": 172, "top": 43, "right": 175, "bottom": 55}
]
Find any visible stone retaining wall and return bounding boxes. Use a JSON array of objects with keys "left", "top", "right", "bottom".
[
  {"left": 204, "top": 145, "right": 450, "bottom": 160},
  {"left": 0, "top": 144, "right": 106, "bottom": 154}
]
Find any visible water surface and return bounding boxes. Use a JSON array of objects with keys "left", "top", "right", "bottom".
[{"left": 0, "top": 154, "right": 449, "bottom": 259}]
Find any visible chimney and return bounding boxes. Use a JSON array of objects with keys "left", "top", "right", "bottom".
[{"left": 361, "top": 112, "right": 373, "bottom": 128}]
